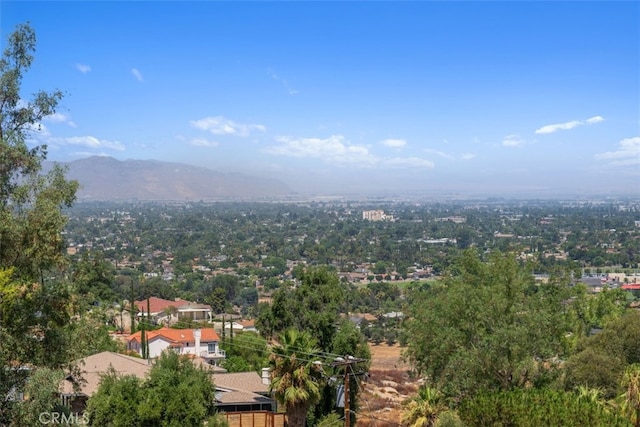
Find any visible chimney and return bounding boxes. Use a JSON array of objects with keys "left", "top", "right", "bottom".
[
  {"left": 194, "top": 328, "right": 201, "bottom": 353},
  {"left": 261, "top": 367, "right": 271, "bottom": 386}
]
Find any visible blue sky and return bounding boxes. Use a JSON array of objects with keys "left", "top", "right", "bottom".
[{"left": 2, "top": 1, "right": 639, "bottom": 196}]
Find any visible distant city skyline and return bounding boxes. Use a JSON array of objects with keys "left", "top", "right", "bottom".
[{"left": 2, "top": 1, "right": 638, "bottom": 196}]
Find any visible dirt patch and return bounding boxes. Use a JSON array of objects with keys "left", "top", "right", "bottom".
[
  {"left": 368, "top": 343, "right": 409, "bottom": 371},
  {"left": 356, "top": 343, "right": 418, "bottom": 427}
]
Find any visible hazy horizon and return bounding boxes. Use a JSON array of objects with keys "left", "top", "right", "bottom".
[{"left": 3, "top": 1, "right": 639, "bottom": 197}]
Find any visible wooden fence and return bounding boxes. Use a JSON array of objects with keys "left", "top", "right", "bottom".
[{"left": 222, "top": 411, "right": 286, "bottom": 427}]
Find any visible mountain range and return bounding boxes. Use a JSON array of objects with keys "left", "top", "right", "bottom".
[{"left": 50, "top": 156, "right": 294, "bottom": 201}]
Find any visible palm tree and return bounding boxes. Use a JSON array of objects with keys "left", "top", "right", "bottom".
[
  {"left": 268, "top": 329, "right": 323, "bottom": 427},
  {"left": 576, "top": 385, "right": 603, "bottom": 405},
  {"left": 621, "top": 364, "right": 640, "bottom": 427},
  {"left": 162, "top": 305, "right": 178, "bottom": 326},
  {"left": 402, "top": 386, "right": 447, "bottom": 427}
]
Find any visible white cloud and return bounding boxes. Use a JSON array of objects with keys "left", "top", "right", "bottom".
[
  {"left": 595, "top": 136, "right": 640, "bottom": 166},
  {"left": 381, "top": 139, "right": 406, "bottom": 149},
  {"left": 383, "top": 157, "right": 434, "bottom": 169},
  {"left": 43, "top": 112, "right": 77, "bottom": 128},
  {"left": 535, "top": 115, "right": 605, "bottom": 134},
  {"left": 586, "top": 116, "right": 605, "bottom": 124},
  {"left": 461, "top": 152, "right": 476, "bottom": 160},
  {"left": 70, "top": 151, "right": 110, "bottom": 158},
  {"left": 502, "top": 134, "right": 524, "bottom": 147},
  {"left": 424, "top": 148, "right": 454, "bottom": 160},
  {"left": 265, "top": 135, "right": 376, "bottom": 165},
  {"left": 131, "top": 68, "right": 144, "bottom": 82},
  {"left": 63, "top": 136, "right": 126, "bottom": 151},
  {"left": 44, "top": 113, "right": 68, "bottom": 123},
  {"left": 267, "top": 68, "right": 298, "bottom": 95},
  {"left": 190, "top": 138, "right": 219, "bottom": 148},
  {"left": 76, "top": 63, "right": 91, "bottom": 74},
  {"left": 190, "top": 116, "right": 266, "bottom": 137}
]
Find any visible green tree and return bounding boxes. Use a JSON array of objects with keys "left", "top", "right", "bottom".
[
  {"left": 315, "top": 412, "right": 342, "bottom": 427},
  {"left": 314, "top": 320, "right": 371, "bottom": 424},
  {"left": 0, "top": 268, "right": 75, "bottom": 423},
  {"left": 404, "top": 250, "right": 569, "bottom": 399},
  {"left": 269, "top": 329, "right": 324, "bottom": 427},
  {"left": 11, "top": 367, "right": 66, "bottom": 427},
  {"left": 620, "top": 364, "right": 640, "bottom": 427},
  {"left": 66, "top": 309, "right": 124, "bottom": 358},
  {"left": 0, "top": 23, "right": 78, "bottom": 424},
  {"left": 458, "top": 388, "right": 631, "bottom": 427},
  {"left": 221, "top": 331, "right": 268, "bottom": 373},
  {"left": 402, "top": 387, "right": 448, "bottom": 427},
  {"left": 87, "top": 352, "right": 216, "bottom": 426},
  {"left": 162, "top": 304, "right": 179, "bottom": 326},
  {"left": 257, "top": 266, "right": 344, "bottom": 350},
  {"left": 138, "top": 352, "right": 215, "bottom": 425},
  {"left": 71, "top": 251, "right": 116, "bottom": 303},
  {"left": 564, "top": 311, "right": 640, "bottom": 398},
  {"left": 0, "top": 23, "right": 77, "bottom": 281},
  {"left": 85, "top": 369, "right": 143, "bottom": 426}
]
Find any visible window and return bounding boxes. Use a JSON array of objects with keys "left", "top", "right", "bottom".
[{"left": 208, "top": 343, "right": 216, "bottom": 354}]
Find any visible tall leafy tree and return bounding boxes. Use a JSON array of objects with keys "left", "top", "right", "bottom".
[
  {"left": 564, "top": 310, "right": 640, "bottom": 399},
  {"left": 86, "top": 352, "right": 216, "bottom": 426},
  {"left": 0, "top": 22, "right": 77, "bottom": 281},
  {"left": 458, "top": 388, "right": 631, "bottom": 427},
  {"left": 620, "top": 364, "right": 640, "bottom": 427},
  {"left": 268, "top": 329, "right": 324, "bottom": 427},
  {"left": 0, "top": 22, "right": 78, "bottom": 424},
  {"left": 11, "top": 367, "right": 66, "bottom": 427},
  {"left": 258, "top": 266, "right": 344, "bottom": 350},
  {"left": 404, "top": 249, "right": 569, "bottom": 399},
  {"left": 85, "top": 370, "right": 143, "bottom": 426}
]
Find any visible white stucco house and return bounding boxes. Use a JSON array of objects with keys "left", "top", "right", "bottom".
[{"left": 127, "top": 327, "right": 225, "bottom": 364}]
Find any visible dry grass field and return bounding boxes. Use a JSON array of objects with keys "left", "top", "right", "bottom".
[{"left": 368, "top": 343, "right": 409, "bottom": 371}]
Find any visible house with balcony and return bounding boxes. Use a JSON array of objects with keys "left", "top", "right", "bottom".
[{"left": 127, "top": 327, "right": 225, "bottom": 365}]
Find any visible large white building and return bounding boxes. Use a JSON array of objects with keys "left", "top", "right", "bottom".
[{"left": 362, "top": 210, "right": 393, "bottom": 221}]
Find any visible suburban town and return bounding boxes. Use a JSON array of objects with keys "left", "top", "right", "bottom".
[{"left": 2, "top": 1, "right": 639, "bottom": 426}]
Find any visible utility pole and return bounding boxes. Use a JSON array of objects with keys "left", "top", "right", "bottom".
[
  {"left": 332, "top": 356, "right": 366, "bottom": 427},
  {"left": 344, "top": 363, "right": 350, "bottom": 427}
]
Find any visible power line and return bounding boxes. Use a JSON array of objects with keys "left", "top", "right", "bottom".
[
  {"left": 350, "top": 363, "right": 378, "bottom": 427},
  {"left": 220, "top": 338, "right": 370, "bottom": 366}
]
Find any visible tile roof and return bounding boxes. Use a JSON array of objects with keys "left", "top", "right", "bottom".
[
  {"left": 238, "top": 319, "right": 256, "bottom": 328},
  {"left": 127, "top": 327, "right": 220, "bottom": 344},
  {"left": 62, "top": 351, "right": 151, "bottom": 396},
  {"left": 134, "top": 297, "right": 211, "bottom": 314},
  {"left": 215, "top": 390, "right": 272, "bottom": 405},
  {"left": 213, "top": 372, "right": 269, "bottom": 394}
]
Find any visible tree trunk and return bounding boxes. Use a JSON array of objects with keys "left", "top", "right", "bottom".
[{"left": 287, "top": 403, "right": 308, "bottom": 427}]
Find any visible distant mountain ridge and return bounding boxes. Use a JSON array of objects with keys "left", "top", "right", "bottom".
[{"left": 51, "top": 156, "right": 293, "bottom": 201}]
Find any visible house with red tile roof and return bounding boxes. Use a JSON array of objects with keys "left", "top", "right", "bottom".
[
  {"left": 135, "top": 297, "right": 212, "bottom": 324},
  {"left": 238, "top": 319, "right": 257, "bottom": 333},
  {"left": 127, "top": 327, "right": 225, "bottom": 364}
]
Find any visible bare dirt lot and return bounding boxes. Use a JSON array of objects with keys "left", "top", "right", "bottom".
[
  {"left": 368, "top": 343, "right": 409, "bottom": 371},
  {"left": 356, "top": 344, "right": 417, "bottom": 427}
]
